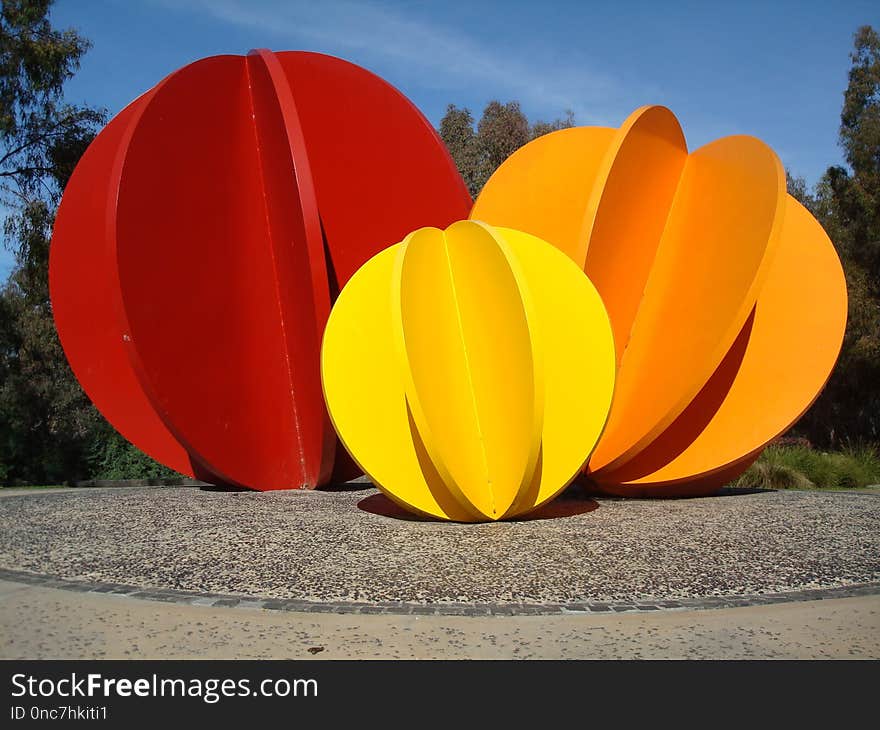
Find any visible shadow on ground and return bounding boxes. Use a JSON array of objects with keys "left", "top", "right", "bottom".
[{"left": 357, "top": 491, "right": 599, "bottom": 522}]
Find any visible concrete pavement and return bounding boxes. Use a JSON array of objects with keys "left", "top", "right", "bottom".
[{"left": 2, "top": 578, "right": 877, "bottom": 659}]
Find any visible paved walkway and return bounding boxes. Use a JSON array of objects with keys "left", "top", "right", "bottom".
[{"left": 2, "top": 578, "right": 877, "bottom": 659}]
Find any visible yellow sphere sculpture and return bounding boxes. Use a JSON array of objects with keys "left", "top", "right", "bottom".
[
  {"left": 471, "top": 105, "right": 848, "bottom": 496},
  {"left": 321, "top": 221, "right": 615, "bottom": 521}
]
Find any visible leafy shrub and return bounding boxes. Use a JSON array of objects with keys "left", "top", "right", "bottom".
[
  {"left": 733, "top": 443, "right": 880, "bottom": 490},
  {"left": 87, "top": 430, "right": 182, "bottom": 481}
]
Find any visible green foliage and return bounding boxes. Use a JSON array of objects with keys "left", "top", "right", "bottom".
[
  {"left": 438, "top": 105, "right": 480, "bottom": 197},
  {"left": 0, "top": 0, "right": 101, "bottom": 484},
  {"left": 734, "top": 444, "right": 880, "bottom": 490},
  {"left": 839, "top": 25, "right": 880, "bottom": 283},
  {"left": 1, "top": 0, "right": 105, "bottom": 211},
  {"left": 1, "top": 1, "right": 88, "bottom": 127},
  {"left": 86, "top": 427, "right": 182, "bottom": 481},
  {"left": 786, "top": 170, "right": 814, "bottom": 210},
  {"left": 438, "top": 101, "right": 574, "bottom": 197},
  {"left": 0, "top": 0, "right": 171, "bottom": 484},
  {"left": 789, "top": 25, "right": 880, "bottom": 447},
  {"left": 0, "top": 245, "right": 105, "bottom": 484}
]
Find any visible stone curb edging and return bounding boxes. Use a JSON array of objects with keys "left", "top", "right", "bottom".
[{"left": 1, "top": 566, "right": 877, "bottom": 617}]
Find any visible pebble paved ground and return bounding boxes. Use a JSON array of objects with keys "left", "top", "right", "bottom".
[
  {"left": 1, "top": 580, "right": 877, "bottom": 659},
  {"left": 0, "top": 486, "right": 877, "bottom": 604}
]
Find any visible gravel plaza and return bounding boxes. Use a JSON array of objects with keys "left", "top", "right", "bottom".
[{"left": 1, "top": 483, "right": 878, "bottom": 659}]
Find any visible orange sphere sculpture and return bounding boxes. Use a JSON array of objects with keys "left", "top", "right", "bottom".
[{"left": 471, "top": 106, "right": 848, "bottom": 496}]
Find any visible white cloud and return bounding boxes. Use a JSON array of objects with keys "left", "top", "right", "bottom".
[{"left": 154, "top": 0, "right": 623, "bottom": 124}]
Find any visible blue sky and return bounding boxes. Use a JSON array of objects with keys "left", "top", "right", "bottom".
[{"left": 2, "top": 0, "right": 878, "bottom": 278}]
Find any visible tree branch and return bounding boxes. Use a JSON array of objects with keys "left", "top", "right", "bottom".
[{"left": 0, "top": 110, "right": 94, "bottom": 167}]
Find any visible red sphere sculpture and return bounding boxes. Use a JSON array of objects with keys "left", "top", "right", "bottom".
[{"left": 50, "top": 49, "right": 472, "bottom": 490}]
